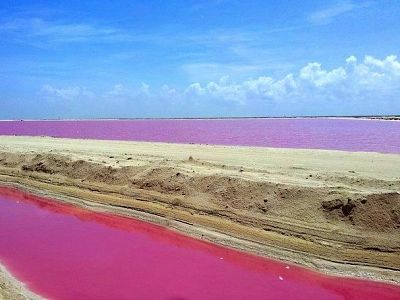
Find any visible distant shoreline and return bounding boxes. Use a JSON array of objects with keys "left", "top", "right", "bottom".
[{"left": 0, "top": 115, "right": 399, "bottom": 122}]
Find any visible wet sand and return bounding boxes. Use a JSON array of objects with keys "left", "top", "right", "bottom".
[
  {"left": 0, "top": 135, "right": 399, "bottom": 297},
  {"left": 0, "top": 265, "right": 40, "bottom": 300}
]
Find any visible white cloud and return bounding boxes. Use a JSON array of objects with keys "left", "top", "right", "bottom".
[
  {"left": 160, "top": 85, "right": 177, "bottom": 98},
  {"left": 185, "top": 83, "right": 206, "bottom": 96},
  {"left": 346, "top": 55, "right": 357, "bottom": 65},
  {"left": 139, "top": 83, "right": 151, "bottom": 96},
  {"left": 308, "top": 1, "right": 371, "bottom": 25},
  {"left": 364, "top": 55, "right": 400, "bottom": 75},
  {"left": 106, "top": 84, "right": 127, "bottom": 97},
  {"left": 182, "top": 55, "right": 400, "bottom": 104},
  {"left": 181, "top": 63, "right": 264, "bottom": 82},
  {"left": 40, "top": 55, "right": 400, "bottom": 113},
  {"left": 299, "top": 63, "right": 347, "bottom": 86},
  {"left": 0, "top": 18, "right": 134, "bottom": 43},
  {"left": 41, "top": 84, "right": 94, "bottom": 100}
]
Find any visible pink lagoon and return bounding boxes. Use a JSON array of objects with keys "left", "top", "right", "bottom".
[
  {"left": 0, "top": 186, "right": 399, "bottom": 300},
  {"left": 1, "top": 118, "right": 400, "bottom": 153}
]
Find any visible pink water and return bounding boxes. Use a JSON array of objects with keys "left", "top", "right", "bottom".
[
  {"left": 1, "top": 118, "right": 400, "bottom": 153},
  {"left": 0, "top": 187, "right": 399, "bottom": 299}
]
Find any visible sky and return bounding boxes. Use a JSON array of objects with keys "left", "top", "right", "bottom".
[{"left": 0, "top": 0, "right": 399, "bottom": 119}]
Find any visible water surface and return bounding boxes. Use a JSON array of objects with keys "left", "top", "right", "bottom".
[
  {"left": 1, "top": 118, "right": 399, "bottom": 153},
  {"left": 0, "top": 186, "right": 398, "bottom": 299}
]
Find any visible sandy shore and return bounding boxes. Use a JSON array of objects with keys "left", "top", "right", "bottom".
[
  {"left": 0, "top": 265, "right": 41, "bottom": 300},
  {"left": 0, "top": 135, "right": 399, "bottom": 296}
]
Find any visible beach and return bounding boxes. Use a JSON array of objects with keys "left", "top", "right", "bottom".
[
  {"left": 0, "top": 265, "right": 40, "bottom": 300},
  {"left": 0, "top": 135, "right": 399, "bottom": 297}
]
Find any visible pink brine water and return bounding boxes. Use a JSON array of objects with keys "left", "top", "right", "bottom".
[
  {"left": 0, "top": 187, "right": 399, "bottom": 299},
  {"left": 0, "top": 118, "right": 399, "bottom": 153}
]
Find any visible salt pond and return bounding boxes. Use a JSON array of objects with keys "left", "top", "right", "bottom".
[{"left": 0, "top": 186, "right": 399, "bottom": 299}]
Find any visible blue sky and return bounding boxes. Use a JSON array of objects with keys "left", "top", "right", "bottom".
[{"left": 0, "top": 0, "right": 399, "bottom": 118}]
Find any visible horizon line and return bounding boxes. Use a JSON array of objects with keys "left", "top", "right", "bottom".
[{"left": 0, "top": 114, "right": 399, "bottom": 121}]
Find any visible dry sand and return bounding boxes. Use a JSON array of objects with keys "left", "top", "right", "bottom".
[{"left": 0, "top": 135, "right": 399, "bottom": 297}]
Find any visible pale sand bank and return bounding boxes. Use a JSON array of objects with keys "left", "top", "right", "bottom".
[
  {"left": 0, "top": 135, "right": 399, "bottom": 296},
  {"left": 0, "top": 265, "right": 41, "bottom": 300}
]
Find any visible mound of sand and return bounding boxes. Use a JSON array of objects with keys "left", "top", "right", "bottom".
[{"left": 1, "top": 152, "right": 399, "bottom": 234}]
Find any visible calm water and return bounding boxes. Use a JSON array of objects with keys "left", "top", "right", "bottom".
[
  {"left": 0, "top": 118, "right": 399, "bottom": 153},
  {"left": 0, "top": 186, "right": 399, "bottom": 300}
]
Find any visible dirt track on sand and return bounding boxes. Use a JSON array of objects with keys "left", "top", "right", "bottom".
[{"left": 0, "top": 135, "right": 399, "bottom": 289}]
